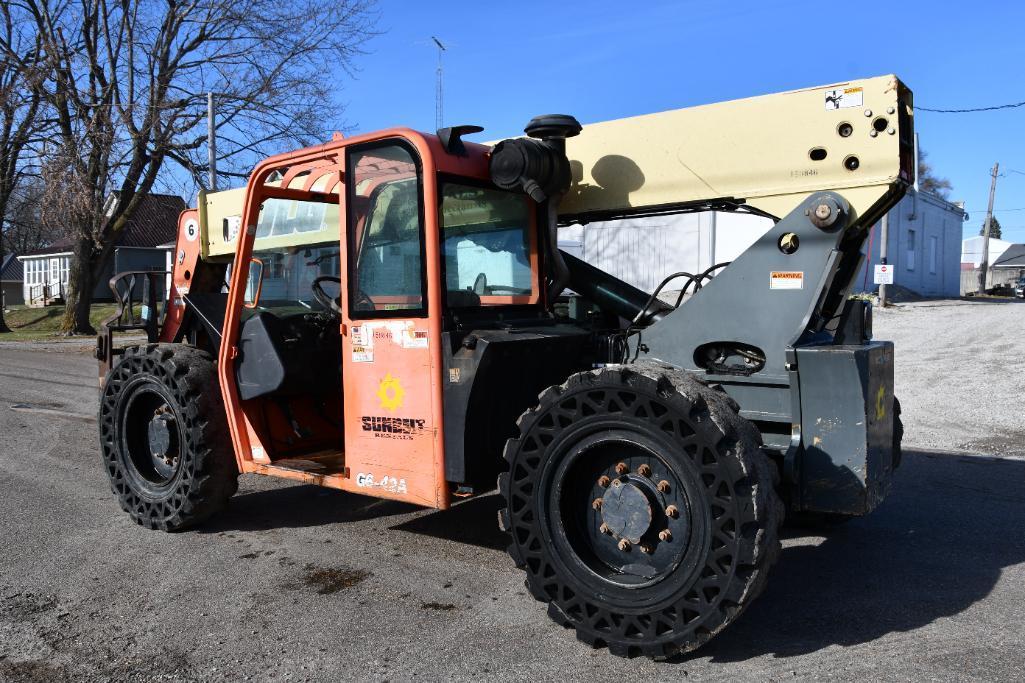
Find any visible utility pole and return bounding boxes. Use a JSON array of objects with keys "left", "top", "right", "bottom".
[
  {"left": 432, "top": 36, "right": 446, "bottom": 130},
  {"left": 207, "top": 92, "right": 217, "bottom": 191},
  {"left": 978, "top": 162, "right": 999, "bottom": 294},
  {"left": 879, "top": 211, "right": 889, "bottom": 307}
]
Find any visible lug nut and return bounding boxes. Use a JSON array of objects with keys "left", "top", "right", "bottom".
[
  {"left": 657, "top": 480, "right": 670, "bottom": 493},
  {"left": 637, "top": 464, "right": 652, "bottom": 477},
  {"left": 640, "top": 544, "right": 654, "bottom": 555},
  {"left": 666, "top": 504, "right": 679, "bottom": 519},
  {"left": 599, "top": 523, "right": 611, "bottom": 535},
  {"left": 592, "top": 497, "right": 603, "bottom": 511},
  {"left": 597, "top": 475, "right": 611, "bottom": 488},
  {"left": 618, "top": 539, "right": 632, "bottom": 552},
  {"left": 658, "top": 529, "right": 673, "bottom": 542},
  {"left": 615, "top": 462, "right": 628, "bottom": 475}
]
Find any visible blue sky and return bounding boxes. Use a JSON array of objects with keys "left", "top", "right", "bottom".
[{"left": 337, "top": 0, "right": 1025, "bottom": 241}]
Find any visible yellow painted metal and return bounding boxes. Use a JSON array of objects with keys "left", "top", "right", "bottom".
[
  {"left": 199, "top": 187, "right": 247, "bottom": 259},
  {"left": 200, "top": 184, "right": 340, "bottom": 258},
  {"left": 196, "top": 75, "right": 912, "bottom": 260},
  {"left": 560, "top": 74, "right": 913, "bottom": 222}
]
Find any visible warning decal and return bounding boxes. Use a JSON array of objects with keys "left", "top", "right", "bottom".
[
  {"left": 824, "top": 87, "right": 864, "bottom": 110},
  {"left": 351, "top": 345, "right": 374, "bottom": 363},
  {"left": 770, "top": 271, "right": 804, "bottom": 290}
]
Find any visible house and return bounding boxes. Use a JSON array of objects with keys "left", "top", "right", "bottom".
[
  {"left": 558, "top": 186, "right": 966, "bottom": 301},
  {"left": 960, "top": 236, "right": 1018, "bottom": 293},
  {"left": 1, "top": 254, "right": 24, "bottom": 308},
  {"left": 992, "top": 243, "right": 1025, "bottom": 281},
  {"left": 853, "top": 189, "right": 966, "bottom": 298},
  {"left": 19, "top": 193, "right": 185, "bottom": 306}
]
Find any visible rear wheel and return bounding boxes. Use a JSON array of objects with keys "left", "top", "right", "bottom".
[
  {"left": 99, "top": 344, "right": 238, "bottom": 531},
  {"left": 499, "top": 363, "right": 782, "bottom": 658}
]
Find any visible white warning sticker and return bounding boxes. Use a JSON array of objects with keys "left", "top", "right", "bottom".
[
  {"left": 351, "top": 325, "right": 369, "bottom": 347},
  {"left": 770, "top": 271, "right": 804, "bottom": 290},
  {"left": 401, "top": 329, "right": 429, "bottom": 349},
  {"left": 351, "top": 345, "right": 374, "bottom": 363},
  {"left": 824, "top": 86, "right": 863, "bottom": 110}
]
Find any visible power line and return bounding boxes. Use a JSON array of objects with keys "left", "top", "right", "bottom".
[{"left": 917, "top": 99, "right": 1025, "bottom": 113}]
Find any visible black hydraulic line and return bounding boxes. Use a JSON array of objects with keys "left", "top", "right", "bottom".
[
  {"left": 634, "top": 271, "right": 696, "bottom": 325},
  {"left": 562, "top": 250, "right": 672, "bottom": 324}
]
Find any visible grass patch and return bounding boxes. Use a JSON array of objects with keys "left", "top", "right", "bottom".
[{"left": 0, "top": 303, "right": 125, "bottom": 341}]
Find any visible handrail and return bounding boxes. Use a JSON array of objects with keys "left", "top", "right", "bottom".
[{"left": 96, "top": 270, "right": 171, "bottom": 380}]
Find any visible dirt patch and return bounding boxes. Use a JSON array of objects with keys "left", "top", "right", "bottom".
[
  {"left": 420, "top": 602, "right": 456, "bottom": 611},
  {"left": 957, "top": 429, "right": 1025, "bottom": 458},
  {"left": 9, "top": 403, "right": 94, "bottom": 423},
  {"left": 300, "top": 565, "right": 370, "bottom": 594},
  {"left": 1, "top": 593, "right": 58, "bottom": 620},
  {"left": 0, "top": 659, "right": 74, "bottom": 683}
]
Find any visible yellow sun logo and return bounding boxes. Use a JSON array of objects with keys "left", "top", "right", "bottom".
[{"left": 377, "top": 373, "right": 405, "bottom": 412}]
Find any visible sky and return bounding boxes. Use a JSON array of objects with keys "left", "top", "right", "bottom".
[{"left": 332, "top": 0, "right": 1025, "bottom": 242}]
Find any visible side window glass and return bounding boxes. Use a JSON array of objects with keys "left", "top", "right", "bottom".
[{"left": 347, "top": 142, "right": 424, "bottom": 316}]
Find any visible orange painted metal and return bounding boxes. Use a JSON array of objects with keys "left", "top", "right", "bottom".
[
  {"left": 159, "top": 209, "right": 203, "bottom": 344},
  {"left": 215, "top": 128, "right": 491, "bottom": 509}
]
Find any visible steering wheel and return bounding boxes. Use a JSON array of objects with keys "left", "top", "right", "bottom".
[
  {"left": 472, "top": 272, "right": 487, "bottom": 295},
  {"left": 311, "top": 276, "right": 343, "bottom": 317}
]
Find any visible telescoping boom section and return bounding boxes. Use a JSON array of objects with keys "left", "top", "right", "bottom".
[{"left": 96, "top": 75, "right": 910, "bottom": 659}]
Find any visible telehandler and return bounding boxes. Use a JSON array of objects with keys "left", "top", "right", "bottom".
[{"left": 98, "top": 75, "right": 909, "bottom": 658}]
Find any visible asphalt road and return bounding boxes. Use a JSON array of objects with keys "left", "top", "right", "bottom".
[{"left": 2, "top": 305, "right": 1025, "bottom": 681}]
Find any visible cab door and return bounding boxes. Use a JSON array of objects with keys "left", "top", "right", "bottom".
[{"left": 341, "top": 139, "right": 445, "bottom": 507}]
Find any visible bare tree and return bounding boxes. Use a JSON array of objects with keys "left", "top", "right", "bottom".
[
  {"left": 918, "top": 149, "right": 953, "bottom": 199},
  {"left": 2, "top": 177, "right": 66, "bottom": 254},
  {"left": 0, "top": 5, "right": 44, "bottom": 331},
  {"left": 7, "top": 0, "right": 376, "bottom": 334}
]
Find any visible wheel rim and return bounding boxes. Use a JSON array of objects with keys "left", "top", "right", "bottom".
[
  {"left": 118, "top": 381, "right": 183, "bottom": 488},
  {"left": 545, "top": 428, "right": 706, "bottom": 592}
]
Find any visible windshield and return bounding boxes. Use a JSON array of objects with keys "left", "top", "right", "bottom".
[
  {"left": 246, "top": 241, "right": 340, "bottom": 316},
  {"left": 440, "top": 182, "right": 535, "bottom": 305}
]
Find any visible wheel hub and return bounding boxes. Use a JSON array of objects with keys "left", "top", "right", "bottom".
[
  {"left": 600, "top": 479, "right": 653, "bottom": 544},
  {"left": 146, "top": 409, "right": 178, "bottom": 476}
]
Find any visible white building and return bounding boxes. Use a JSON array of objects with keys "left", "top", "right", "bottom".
[
  {"left": 559, "top": 187, "right": 966, "bottom": 300},
  {"left": 559, "top": 211, "right": 772, "bottom": 299},
  {"left": 853, "top": 189, "right": 966, "bottom": 297},
  {"left": 961, "top": 235, "right": 1013, "bottom": 267}
]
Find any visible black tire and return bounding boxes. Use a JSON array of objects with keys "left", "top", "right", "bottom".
[
  {"left": 498, "top": 362, "right": 783, "bottom": 658},
  {"left": 99, "top": 344, "right": 238, "bottom": 531}
]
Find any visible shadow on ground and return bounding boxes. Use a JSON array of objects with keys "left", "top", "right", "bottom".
[
  {"left": 699, "top": 448, "right": 1025, "bottom": 661},
  {"left": 203, "top": 449, "right": 1025, "bottom": 661},
  {"left": 201, "top": 484, "right": 421, "bottom": 533}
]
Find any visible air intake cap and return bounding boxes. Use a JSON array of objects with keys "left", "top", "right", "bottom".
[{"left": 489, "top": 114, "right": 581, "bottom": 203}]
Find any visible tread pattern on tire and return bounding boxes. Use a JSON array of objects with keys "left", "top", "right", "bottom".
[
  {"left": 99, "top": 343, "right": 238, "bottom": 531},
  {"left": 498, "top": 361, "right": 783, "bottom": 658}
]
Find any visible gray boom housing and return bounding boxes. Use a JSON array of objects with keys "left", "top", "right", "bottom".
[{"left": 641, "top": 192, "right": 897, "bottom": 515}]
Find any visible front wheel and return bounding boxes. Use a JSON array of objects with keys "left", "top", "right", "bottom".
[
  {"left": 99, "top": 344, "right": 238, "bottom": 531},
  {"left": 499, "top": 363, "right": 783, "bottom": 658}
]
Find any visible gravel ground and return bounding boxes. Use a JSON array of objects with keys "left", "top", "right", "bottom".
[
  {"left": 1, "top": 300, "right": 1024, "bottom": 682},
  {"left": 875, "top": 298, "right": 1025, "bottom": 456}
]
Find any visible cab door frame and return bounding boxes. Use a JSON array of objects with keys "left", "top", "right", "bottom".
[
  {"left": 216, "top": 129, "right": 450, "bottom": 508},
  {"left": 340, "top": 136, "right": 449, "bottom": 508}
]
